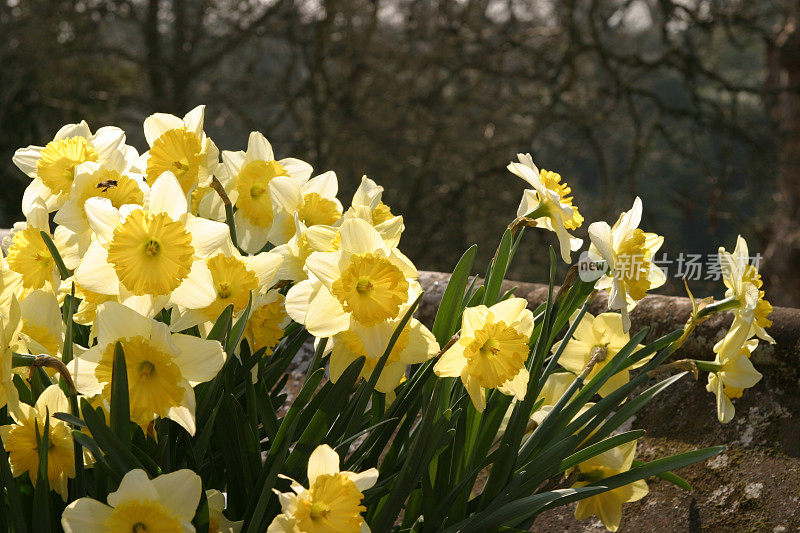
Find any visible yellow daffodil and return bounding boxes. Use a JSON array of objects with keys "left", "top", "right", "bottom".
[
  {"left": 207, "top": 488, "right": 243, "bottom": 533},
  {"left": 706, "top": 322, "right": 762, "bottom": 423},
  {"left": 61, "top": 468, "right": 201, "bottom": 533},
  {"left": 218, "top": 131, "right": 313, "bottom": 254},
  {"left": 168, "top": 239, "right": 283, "bottom": 333},
  {"left": 5, "top": 197, "right": 80, "bottom": 294},
  {"left": 718, "top": 235, "right": 774, "bottom": 343},
  {"left": 573, "top": 440, "right": 648, "bottom": 532},
  {"left": 285, "top": 218, "right": 417, "bottom": 337},
  {"left": 19, "top": 290, "right": 64, "bottom": 357},
  {"left": 67, "top": 302, "right": 226, "bottom": 434},
  {"left": 508, "top": 154, "right": 583, "bottom": 263},
  {"left": 343, "top": 176, "right": 404, "bottom": 243},
  {"left": 551, "top": 311, "right": 646, "bottom": 397},
  {"left": 54, "top": 154, "right": 146, "bottom": 239},
  {"left": 271, "top": 216, "right": 324, "bottom": 282},
  {"left": 59, "top": 280, "right": 117, "bottom": 327},
  {"left": 13, "top": 120, "right": 127, "bottom": 213},
  {"left": 143, "top": 105, "right": 219, "bottom": 195},
  {"left": 244, "top": 291, "right": 290, "bottom": 357},
  {"left": 588, "top": 197, "right": 666, "bottom": 331},
  {"left": 268, "top": 444, "right": 378, "bottom": 533},
  {"left": 0, "top": 297, "right": 22, "bottom": 414},
  {"left": 434, "top": 298, "right": 534, "bottom": 412},
  {"left": 329, "top": 286, "right": 439, "bottom": 393},
  {"left": 269, "top": 171, "right": 344, "bottom": 244},
  {"left": 74, "top": 172, "right": 230, "bottom": 317},
  {"left": 526, "top": 371, "right": 593, "bottom": 427},
  {"left": 0, "top": 385, "right": 75, "bottom": 499}
]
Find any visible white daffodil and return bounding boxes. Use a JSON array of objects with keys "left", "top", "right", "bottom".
[
  {"left": 62, "top": 469, "right": 201, "bottom": 533},
  {"left": 551, "top": 311, "right": 646, "bottom": 397},
  {"left": 13, "top": 121, "right": 127, "bottom": 213},
  {"left": 718, "top": 235, "right": 774, "bottom": 343},
  {"left": 268, "top": 444, "right": 378, "bottom": 533},
  {"left": 285, "top": 218, "right": 417, "bottom": 338},
  {"left": 219, "top": 131, "right": 313, "bottom": 253},
  {"left": 588, "top": 197, "right": 666, "bottom": 332},
  {"left": 706, "top": 321, "right": 762, "bottom": 424},
  {"left": 508, "top": 154, "right": 583, "bottom": 263},
  {"left": 0, "top": 385, "right": 75, "bottom": 500},
  {"left": 143, "top": 105, "right": 219, "bottom": 195},
  {"left": 74, "top": 172, "right": 230, "bottom": 317},
  {"left": 0, "top": 296, "right": 23, "bottom": 415},
  {"left": 54, "top": 150, "right": 146, "bottom": 240},
  {"left": 342, "top": 175, "right": 404, "bottom": 244},
  {"left": 67, "top": 302, "right": 226, "bottom": 434},
  {"left": 269, "top": 171, "right": 343, "bottom": 244},
  {"left": 5, "top": 196, "right": 80, "bottom": 295},
  {"left": 207, "top": 488, "right": 243, "bottom": 533},
  {"left": 434, "top": 298, "right": 534, "bottom": 412},
  {"left": 19, "top": 290, "right": 64, "bottom": 357},
  {"left": 169, "top": 239, "right": 283, "bottom": 333},
  {"left": 329, "top": 285, "right": 439, "bottom": 393}
]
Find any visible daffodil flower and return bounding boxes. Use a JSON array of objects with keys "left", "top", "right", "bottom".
[
  {"left": 551, "top": 311, "right": 646, "bottom": 397},
  {"left": 572, "top": 441, "right": 648, "bottom": 532},
  {"left": 508, "top": 154, "right": 583, "bottom": 263},
  {"left": 61, "top": 468, "right": 201, "bottom": 533},
  {"left": 54, "top": 153, "right": 146, "bottom": 240},
  {"left": 67, "top": 302, "right": 226, "bottom": 434},
  {"left": 168, "top": 239, "right": 283, "bottom": 334},
  {"left": 268, "top": 444, "right": 378, "bottom": 533},
  {"left": 0, "top": 385, "right": 75, "bottom": 500},
  {"left": 244, "top": 291, "right": 290, "bottom": 357},
  {"left": 706, "top": 321, "right": 762, "bottom": 423},
  {"left": 143, "top": 105, "right": 219, "bottom": 195},
  {"left": 74, "top": 172, "right": 230, "bottom": 317},
  {"left": 329, "top": 285, "right": 439, "bottom": 393},
  {"left": 718, "top": 235, "right": 774, "bottom": 343},
  {"left": 269, "top": 171, "right": 344, "bottom": 244},
  {"left": 207, "top": 488, "right": 243, "bottom": 533},
  {"left": 285, "top": 218, "right": 417, "bottom": 337},
  {"left": 218, "top": 131, "right": 313, "bottom": 253},
  {"left": 0, "top": 296, "right": 22, "bottom": 414},
  {"left": 343, "top": 175, "right": 404, "bottom": 241},
  {"left": 13, "top": 120, "right": 127, "bottom": 213},
  {"left": 5, "top": 196, "right": 80, "bottom": 295},
  {"left": 588, "top": 197, "right": 666, "bottom": 332},
  {"left": 528, "top": 372, "right": 596, "bottom": 429},
  {"left": 434, "top": 298, "right": 534, "bottom": 412},
  {"left": 19, "top": 290, "right": 64, "bottom": 357}
]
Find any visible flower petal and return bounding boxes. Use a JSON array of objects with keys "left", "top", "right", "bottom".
[
  {"left": 307, "top": 444, "right": 340, "bottom": 484},
  {"left": 151, "top": 469, "right": 203, "bottom": 521}
]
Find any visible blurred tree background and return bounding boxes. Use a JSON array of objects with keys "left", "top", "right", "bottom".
[{"left": 2, "top": 0, "right": 799, "bottom": 304}]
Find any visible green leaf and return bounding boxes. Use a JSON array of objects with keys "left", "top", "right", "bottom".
[
  {"left": 432, "top": 245, "right": 477, "bottom": 344},
  {"left": 226, "top": 292, "right": 253, "bottom": 354},
  {"left": 483, "top": 229, "right": 513, "bottom": 306},
  {"left": 207, "top": 304, "right": 234, "bottom": 343},
  {"left": 79, "top": 398, "right": 143, "bottom": 476},
  {"left": 39, "top": 230, "right": 71, "bottom": 279},
  {"left": 584, "top": 446, "right": 724, "bottom": 493},
  {"left": 446, "top": 487, "right": 607, "bottom": 533},
  {"left": 109, "top": 342, "right": 131, "bottom": 447},
  {"left": 32, "top": 410, "right": 52, "bottom": 531},
  {"left": 559, "top": 430, "right": 647, "bottom": 473},
  {"left": 632, "top": 460, "right": 693, "bottom": 490}
]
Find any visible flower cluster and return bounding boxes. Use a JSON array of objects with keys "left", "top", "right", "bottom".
[{"left": 0, "top": 109, "right": 773, "bottom": 533}]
